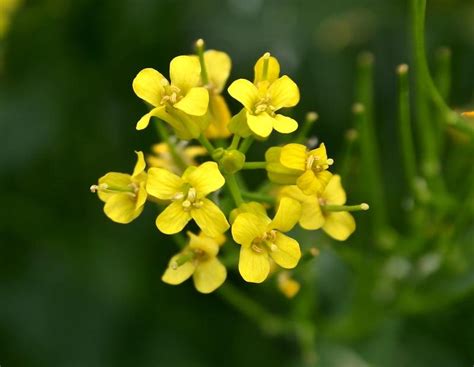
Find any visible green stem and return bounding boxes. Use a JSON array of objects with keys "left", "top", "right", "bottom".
[
  {"left": 296, "top": 112, "right": 318, "bottom": 144},
  {"left": 411, "top": 0, "right": 441, "bottom": 179},
  {"left": 225, "top": 174, "right": 244, "bottom": 206},
  {"left": 321, "top": 203, "right": 369, "bottom": 212},
  {"left": 154, "top": 120, "right": 187, "bottom": 171},
  {"left": 229, "top": 134, "right": 241, "bottom": 150},
  {"left": 195, "top": 39, "right": 209, "bottom": 85},
  {"left": 198, "top": 134, "right": 215, "bottom": 155},
  {"left": 434, "top": 47, "right": 451, "bottom": 152},
  {"left": 339, "top": 128, "right": 358, "bottom": 179},
  {"left": 352, "top": 103, "right": 388, "bottom": 238},
  {"left": 242, "top": 161, "right": 267, "bottom": 170},
  {"left": 397, "top": 64, "right": 418, "bottom": 197},
  {"left": 412, "top": 1, "right": 473, "bottom": 139},
  {"left": 218, "top": 283, "right": 290, "bottom": 335},
  {"left": 354, "top": 54, "right": 388, "bottom": 235},
  {"left": 239, "top": 136, "right": 255, "bottom": 154},
  {"left": 241, "top": 191, "right": 275, "bottom": 204}
]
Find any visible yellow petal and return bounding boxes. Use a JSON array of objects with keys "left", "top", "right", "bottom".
[
  {"left": 231, "top": 213, "right": 269, "bottom": 246},
  {"left": 162, "top": 254, "right": 195, "bottom": 285},
  {"left": 97, "top": 172, "right": 131, "bottom": 202},
  {"left": 173, "top": 87, "right": 209, "bottom": 116},
  {"left": 301, "top": 199, "right": 324, "bottom": 230},
  {"left": 188, "top": 232, "right": 220, "bottom": 257},
  {"left": 269, "top": 232, "right": 301, "bottom": 269},
  {"left": 280, "top": 143, "right": 307, "bottom": 171},
  {"left": 229, "top": 201, "right": 267, "bottom": 224},
  {"left": 297, "top": 169, "right": 332, "bottom": 195},
  {"left": 132, "top": 151, "right": 146, "bottom": 177},
  {"left": 103, "top": 194, "right": 141, "bottom": 224},
  {"left": 135, "top": 183, "right": 148, "bottom": 210},
  {"left": 169, "top": 55, "right": 201, "bottom": 93},
  {"left": 228, "top": 108, "right": 252, "bottom": 137},
  {"left": 132, "top": 68, "right": 167, "bottom": 106},
  {"left": 193, "top": 257, "right": 227, "bottom": 293},
  {"left": 323, "top": 175, "right": 346, "bottom": 205},
  {"left": 254, "top": 54, "right": 280, "bottom": 84},
  {"left": 184, "top": 161, "right": 225, "bottom": 197},
  {"left": 227, "top": 79, "right": 258, "bottom": 111},
  {"left": 309, "top": 143, "right": 328, "bottom": 161},
  {"left": 323, "top": 212, "right": 355, "bottom": 241},
  {"left": 146, "top": 168, "right": 183, "bottom": 200},
  {"left": 273, "top": 114, "right": 298, "bottom": 134},
  {"left": 268, "top": 75, "right": 300, "bottom": 109},
  {"left": 156, "top": 201, "right": 192, "bottom": 234},
  {"left": 205, "top": 95, "right": 231, "bottom": 139},
  {"left": 204, "top": 50, "right": 231, "bottom": 93},
  {"left": 166, "top": 108, "right": 202, "bottom": 139},
  {"left": 270, "top": 197, "right": 301, "bottom": 232},
  {"left": 238, "top": 246, "right": 270, "bottom": 283},
  {"left": 191, "top": 198, "right": 229, "bottom": 237},
  {"left": 247, "top": 111, "right": 274, "bottom": 138}
]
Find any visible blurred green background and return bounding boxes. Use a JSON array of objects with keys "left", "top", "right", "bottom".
[{"left": 1, "top": 0, "right": 473, "bottom": 366}]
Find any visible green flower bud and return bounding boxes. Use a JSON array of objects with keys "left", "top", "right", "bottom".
[{"left": 219, "top": 149, "right": 246, "bottom": 174}]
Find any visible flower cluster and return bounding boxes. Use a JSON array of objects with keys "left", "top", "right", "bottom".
[{"left": 91, "top": 40, "right": 368, "bottom": 295}]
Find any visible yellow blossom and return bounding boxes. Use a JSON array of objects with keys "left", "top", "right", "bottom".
[
  {"left": 133, "top": 56, "right": 210, "bottom": 139},
  {"left": 266, "top": 143, "right": 334, "bottom": 195},
  {"left": 231, "top": 198, "right": 302, "bottom": 283},
  {"left": 227, "top": 53, "right": 300, "bottom": 138},
  {"left": 277, "top": 271, "right": 300, "bottom": 298},
  {"left": 90, "top": 151, "right": 147, "bottom": 224},
  {"left": 279, "top": 175, "right": 356, "bottom": 241},
  {"left": 162, "top": 232, "right": 227, "bottom": 294},
  {"left": 146, "top": 161, "right": 229, "bottom": 237},
  {"left": 197, "top": 50, "right": 232, "bottom": 139},
  {"left": 147, "top": 142, "right": 207, "bottom": 174}
]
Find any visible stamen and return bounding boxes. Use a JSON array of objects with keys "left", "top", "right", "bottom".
[
  {"left": 251, "top": 244, "right": 264, "bottom": 253},
  {"left": 270, "top": 243, "right": 278, "bottom": 252}
]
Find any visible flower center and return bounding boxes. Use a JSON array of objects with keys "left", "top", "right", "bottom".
[
  {"left": 254, "top": 95, "right": 276, "bottom": 115},
  {"left": 306, "top": 154, "right": 334, "bottom": 172},
  {"left": 172, "top": 187, "right": 203, "bottom": 211},
  {"left": 160, "top": 85, "right": 183, "bottom": 106},
  {"left": 251, "top": 230, "right": 278, "bottom": 253}
]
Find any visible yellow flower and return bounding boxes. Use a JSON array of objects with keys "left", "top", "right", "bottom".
[
  {"left": 133, "top": 56, "right": 210, "bottom": 139},
  {"left": 227, "top": 53, "right": 300, "bottom": 138},
  {"left": 90, "top": 151, "right": 147, "bottom": 224},
  {"left": 266, "top": 143, "right": 334, "bottom": 195},
  {"left": 162, "top": 232, "right": 227, "bottom": 294},
  {"left": 231, "top": 198, "right": 302, "bottom": 283},
  {"left": 462, "top": 111, "right": 474, "bottom": 118},
  {"left": 279, "top": 175, "right": 356, "bottom": 241},
  {"left": 277, "top": 271, "right": 300, "bottom": 298},
  {"left": 198, "top": 50, "right": 232, "bottom": 139},
  {"left": 147, "top": 142, "right": 207, "bottom": 174},
  {"left": 146, "top": 161, "right": 229, "bottom": 237}
]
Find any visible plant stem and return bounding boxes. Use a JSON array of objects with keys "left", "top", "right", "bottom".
[
  {"left": 321, "top": 203, "right": 369, "bottom": 212},
  {"left": 198, "top": 134, "right": 215, "bottom": 155},
  {"left": 195, "top": 39, "right": 209, "bottom": 85},
  {"left": 354, "top": 54, "right": 388, "bottom": 237},
  {"left": 296, "top": 112, "right": 318, "bottom": 144},
  {"left": 218, "top": 283, "right": 290, "bottom": 335},
  {"left": 396, "top": 64, "right": 418, "bottom": 197},
  {"left": 239, "top": 136, "right": 255, "bottom": 154},
  {"left": 225, "top": 173, "right": 244, "bottom": 206},
  {"left": 242, "top": 191, "right": 275, "bottom": 204},
  {"left": 229, "top": 134, "right": 241, "bottom": 150},
  {"left": 154, "top": 120, "right": 187, "bottom": 171},
  {"left": 242, "top": 161, "right": 267, "bottom": 170}
]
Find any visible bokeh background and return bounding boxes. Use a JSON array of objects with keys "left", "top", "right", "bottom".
[{"left": 1, "top": 0, "right": 473, "bottom": 366}]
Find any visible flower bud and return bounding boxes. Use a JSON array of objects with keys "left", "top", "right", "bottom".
[{"left": 219, "top": 149, "right": 246, "bottom": 174}]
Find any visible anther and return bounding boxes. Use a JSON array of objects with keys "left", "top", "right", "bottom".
[{"left": 270, "top": 243, "right": 278, "bottom": 252}]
